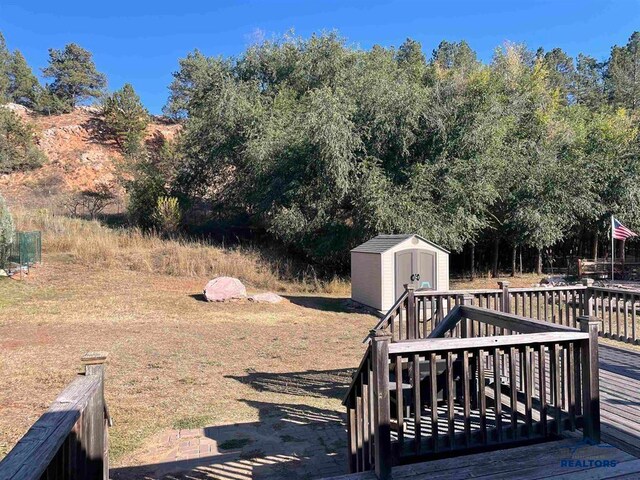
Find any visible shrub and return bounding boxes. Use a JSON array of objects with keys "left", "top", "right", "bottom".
[
  {"left": 61, "top": 183, "right": 116, "bottom": 219},
  {"left": 0, "top": 107, "right": 46, "bottom": 173},
  {"left": 153, "top": 196, "right": 181, "bottom": 235}
]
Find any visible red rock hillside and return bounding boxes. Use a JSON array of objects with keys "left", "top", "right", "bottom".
[{"left": 0, "top": 103, "right": 180, "bottom": 209}]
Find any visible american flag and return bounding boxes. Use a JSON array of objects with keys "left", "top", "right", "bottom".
[{"left": 612, "top": 217, "right": 637, "bottom": 240}]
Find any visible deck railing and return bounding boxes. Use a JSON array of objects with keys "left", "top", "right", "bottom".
[
  {"left": 373, "top": 281, "right": 640, "bottom": 344},
  {"left": 345, "top": 304, "right": 600, "bottom": 479},
  {"left": 0, "top": 352, "right": 110, "bottom": 480}
]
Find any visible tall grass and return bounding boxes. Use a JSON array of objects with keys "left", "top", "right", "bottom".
[{"left": 14, "top": 209, "right": 349, "bottom": 293}]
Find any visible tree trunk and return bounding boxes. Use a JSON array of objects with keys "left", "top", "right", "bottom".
[
  {"left": 511, "top": 245, "right": 517, "bottom": 277},
  {"left": 470, "top": 243, "right": 475, "bottom": 281},
  {"left": 537, "top": 248, "right": 543, "bottom": 275},
  {"left": 519, "top": 249, "right": 523, "bottom": 275},
  {"left": 491, "top": 237, "right": 500, "bottom": 278},
  {"left": 593, "top": 232, "right": 598, "bottom": 260}
]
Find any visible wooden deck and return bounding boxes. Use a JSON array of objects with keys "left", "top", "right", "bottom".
[
  {"left": 337, "top": 342, "right": 640, "bottom": 479},
  {"left": 599, "top": 343, "right": 640, "bottom": 458},
  {"left": 327, "top": 431, "right": 640, "bottom": 479}
]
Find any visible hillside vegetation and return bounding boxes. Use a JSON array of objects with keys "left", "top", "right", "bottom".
[{"left": 2, "top": 29, "right": 640, "bottom": 276}]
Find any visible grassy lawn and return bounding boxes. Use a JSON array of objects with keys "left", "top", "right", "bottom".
[{"left": 0, "top": 254, "right": 375, "bottom": 464}]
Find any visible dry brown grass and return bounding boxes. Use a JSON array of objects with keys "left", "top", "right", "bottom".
[
  {"left": 0, "top": 258, "right": 373, "bottom": 464},
  {"left": 451, "top": 273, "right": 545, "bottom": 290},
  {"left": 13, "top": 209, "right": 349, "bottom": 294}
]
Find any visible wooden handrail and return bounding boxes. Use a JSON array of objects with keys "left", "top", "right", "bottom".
[
  {"left": 0, "top": 352, "right": 109, "bottom": 480},
  {"left": 342, "top": 344, "right": 372, "bottom": 405},
  {"left": 364, "top": 290, "right": 409, "bottom": 342},
  {"left": 458, "top": 305, "right": 582, "bottom": 333},
  {"left": 388, "top": 331, "right": 589, "bottom": 355}
]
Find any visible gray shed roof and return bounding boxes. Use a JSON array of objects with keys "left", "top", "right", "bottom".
[{"left": 351, "top": 234, "right": 450, "bottom": 254}]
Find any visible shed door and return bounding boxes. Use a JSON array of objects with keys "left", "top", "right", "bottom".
[
  {"left": 395, "top": 251, "right": 414, "bottom": 298},
  {"left": 395, "top": 249, "right": 437, "bottom": 297},
  {"left": 417, "top": 251, "right": 436, "bottom": 290}
]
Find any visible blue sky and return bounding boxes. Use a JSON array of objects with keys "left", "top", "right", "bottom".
[{"left": 1, "top": 0, "right": 638, "bottom": 113}]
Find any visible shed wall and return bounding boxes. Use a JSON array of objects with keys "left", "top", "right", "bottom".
[{"left": 350, "top": 252, "right": 383, "bottom": 310}]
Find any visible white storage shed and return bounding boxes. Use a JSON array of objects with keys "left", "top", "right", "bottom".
[{"left": 350, "top": 234, "right": 450, "bottom": 312}]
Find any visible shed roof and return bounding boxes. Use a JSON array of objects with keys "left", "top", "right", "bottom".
[{"left": 351, "top": 234, "right": 450, "bottom": 255}]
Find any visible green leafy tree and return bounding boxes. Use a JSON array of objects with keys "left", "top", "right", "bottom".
[
  {"left": 163, "top": 31, "right": 640, "bottom": 272},
  {"left": 41, "top": 43, "right": 106, "bottom": 108},
  {"left": 103, "top": 83, "right": 149, "bottom": 153},
  {"left": 0, "top": 107, "right": 46, "bottom": 173},
  {"left": 8, "top": 50, "right": 40, "bottom": 107}
]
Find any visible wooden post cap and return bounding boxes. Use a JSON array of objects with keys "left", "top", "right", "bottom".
[
  {"left": 498, "top": 281, "right": 510, "bottom": 288},
  {"left": 577, "top": 316, "right": 602, "bottom": 331},
  {"left": 404, "top": 283, "right": 415, "bottom": 291},
  {"left": 81, "top": 352, "right": 108, "bottom": 365},
  {"left": 582, "top": 278, "right": 595, "bottom": 286},
  {"left": 369, "top": 329, "right": 392, "bottom": 339}
]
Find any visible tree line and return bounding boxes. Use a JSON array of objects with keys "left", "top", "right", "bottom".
[
  {"left": 3, "top": 30, "right": 640, "bottom": 276},
  {"left": 157, "top": 32, "right": 640, "bottom": 275}
]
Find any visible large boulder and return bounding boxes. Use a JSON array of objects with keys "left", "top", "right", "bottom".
[
  {"left": 203, "top": 277, "right": 247, "bottom": 302},
  {"left": 248, "top": 292, "right": 284, "bottom": 304}
]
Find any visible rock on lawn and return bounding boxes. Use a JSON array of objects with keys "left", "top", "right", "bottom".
[{"left": 203, "top": 277, "right": 247, "bottom": 302}]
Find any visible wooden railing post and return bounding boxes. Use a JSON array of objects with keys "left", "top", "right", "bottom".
[
  {"left": 460, "top": 294, "right": 474, "bottom": 338},
  {"left": 578, "top": 317, "right": 601, "bottom": 443},
  {"left": 405, "top": 284, "right": 416, "bottom": 340},
  {"left": 498, "top": 281, "right": 510, "bottom": 314},
  {"left": 582, "top": 279, "right": 594, "bottom": 317},
  {"left": 370, "top": 329, "right": 392, "bottom": 480},
  {"left": 81, "top": 352, "right": 109, "bottom": 480}
]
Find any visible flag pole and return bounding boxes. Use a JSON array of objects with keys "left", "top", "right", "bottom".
[{"left": 611, "top": 215, "right": 615, "bottom": 281}]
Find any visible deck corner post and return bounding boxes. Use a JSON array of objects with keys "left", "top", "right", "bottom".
[
  {"left": 370, "top": 329, "right": 392, "bottom": 479},
  {"left": 578, "top": 316, "right": 601, "bottom": 443},
  {"left": 81, "top": 351, "right": 109, "bottom": 480},
  {"left": 405, "top": 283, "right": 416, "bottom": 340},
  {"left": 498, "top": 281, "right": 510, "bottom": 313},
  {"left": 581, "top": 279, "right": 594, "bottom": 316}
]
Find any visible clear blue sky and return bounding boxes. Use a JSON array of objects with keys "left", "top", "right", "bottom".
[{"left": 1, "top": 0, "right": 638, "bottom": 114}]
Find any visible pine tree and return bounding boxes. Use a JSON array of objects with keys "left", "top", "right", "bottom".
[
  {"left": 606, "top": 32, "right": 640, "bottom": 110},
  {"left": 8, "top": 50, "right": 40, "bottom": 107},
  {"left": 41, "top": 43, "right": 106, "bottom": 108},
  {"left": 103, "top": 83, "right": 149, "bottom": 153},
  {"left": 0, "top": 32, "right": 11, "bottom": 102}
]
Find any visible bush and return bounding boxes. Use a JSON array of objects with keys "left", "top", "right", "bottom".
[
  {"left": 0, "top": 194, "right": 14, "bottom": 270},
  {"left": 123, "top": 151, "right": 166, "bottom": 229},
  {"left": 61, "top": 183, "right": 116, "bottom": 219},
  {"left": 153, "top": 196, "right": 181, "bottom": 235},
  {"left": 33, "top": 88, "right": 72, "bottom": 115},
  {"left": 0, "top": 107, "right": 46, "bottom": 173}
]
